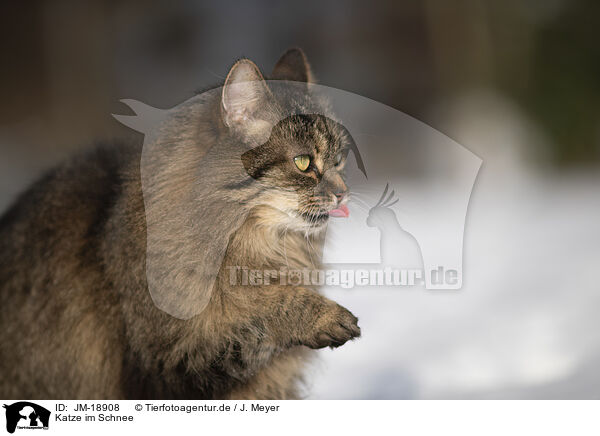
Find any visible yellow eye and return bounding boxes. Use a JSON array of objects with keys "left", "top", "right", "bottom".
[{"left": 294, "top": 155, "right": 311, "bottom": 171}]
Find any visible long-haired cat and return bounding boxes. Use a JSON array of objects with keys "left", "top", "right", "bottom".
[{"left": 0, "top": 48, "right": 360, "bottom": 399}]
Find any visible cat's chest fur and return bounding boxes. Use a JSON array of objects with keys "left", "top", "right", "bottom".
[{"left": 223, "top": 209, "right": 325, "bottom": 279}]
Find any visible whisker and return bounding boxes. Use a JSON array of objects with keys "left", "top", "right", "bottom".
[{"left": 350, "top": 196, "right": 372, "bottom": 210}]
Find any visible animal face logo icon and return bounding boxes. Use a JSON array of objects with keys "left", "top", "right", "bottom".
[
  {"left": 114, "top": 77, "right": 481, "bottom": 318},
  {"left": 3, "top": 402, "right": 50, "bottom": 433}
]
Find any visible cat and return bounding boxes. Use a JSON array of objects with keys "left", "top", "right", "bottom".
[{"left": 0, "top": 48, "right": 360, "bottom": 399}]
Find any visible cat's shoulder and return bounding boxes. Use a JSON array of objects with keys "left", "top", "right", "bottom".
[{"left": 0, "top": 140, "right": 142, "bottom": 232}]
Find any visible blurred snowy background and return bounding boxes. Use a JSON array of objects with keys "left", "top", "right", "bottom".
[
  {"left": 311, "top": 90, "right": 600, "bottom": 398},
  {"left": 1, "top": 1, "right": 599, "bottom": 398}
]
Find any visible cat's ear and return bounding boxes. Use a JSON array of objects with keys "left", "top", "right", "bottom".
[
  {"left": 222, "top": 59, "right": 273, "bottom": 138},
  {"left": 271, "top": 48, "right": 314, "bottom": 83}
]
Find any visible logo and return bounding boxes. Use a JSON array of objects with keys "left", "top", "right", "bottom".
[
  {"left": 3, "top": 403, "right": 50, "bottom": 434},
  {"left": 113, "top": 79, "right": 481, "bottom": 319}
]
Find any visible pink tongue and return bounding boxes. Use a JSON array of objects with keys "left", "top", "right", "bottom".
[{"left": 328, "top": 204, "right": 350, "bottom": 218}]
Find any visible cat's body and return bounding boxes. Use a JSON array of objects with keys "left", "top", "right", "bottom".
[{"left": 0, "top": 49, "right": 360, "bottom": 399}]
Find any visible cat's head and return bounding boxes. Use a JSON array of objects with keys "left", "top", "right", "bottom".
[{"left": 221, "top": 49, "right": 354, "bottom": 233}]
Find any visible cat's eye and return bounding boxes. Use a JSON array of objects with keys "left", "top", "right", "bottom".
[{"left": 294, "top": 155, "right": 311, "bottom": 172}]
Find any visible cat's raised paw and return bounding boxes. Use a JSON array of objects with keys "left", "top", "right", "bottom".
[{"left": 305, "top": 304, "right": 361, "bottom": 349}]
